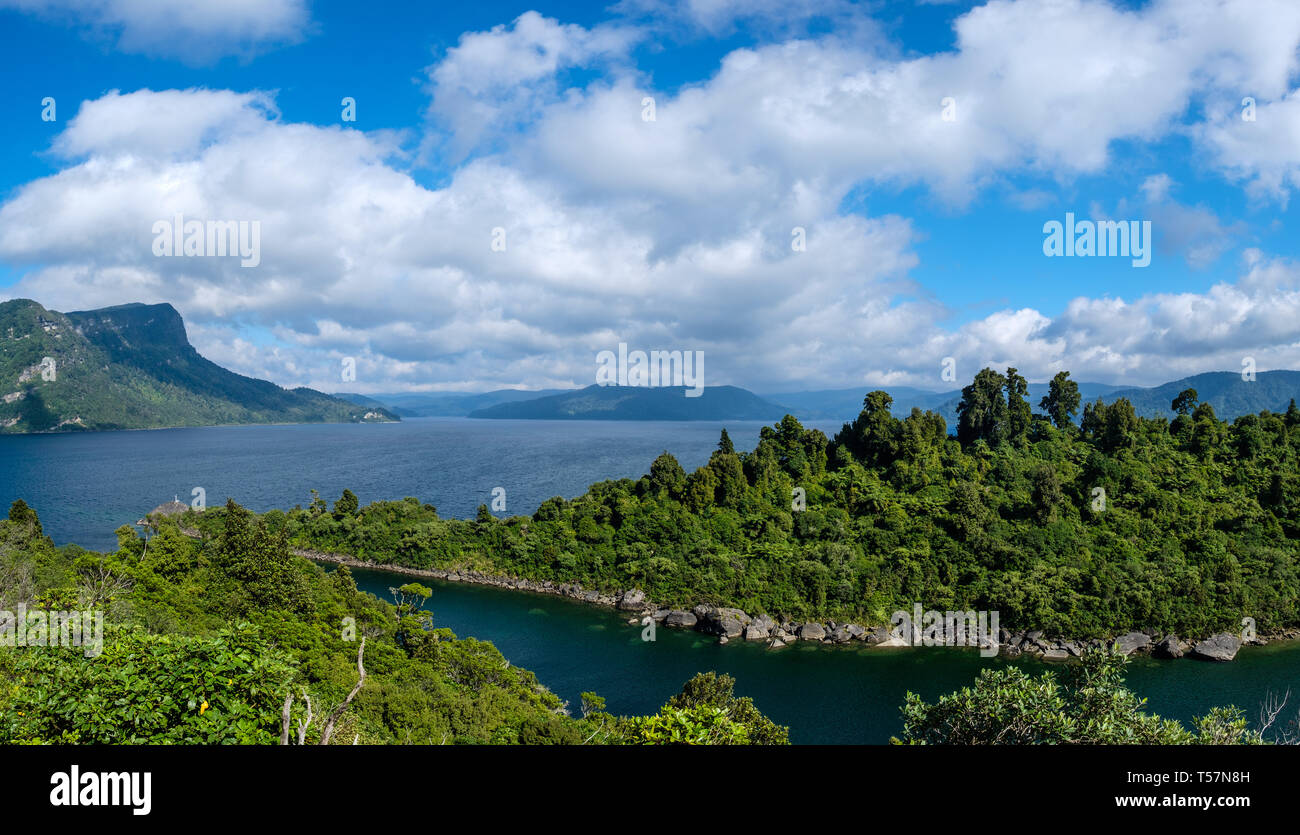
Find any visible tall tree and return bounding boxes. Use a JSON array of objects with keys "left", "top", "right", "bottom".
[
  {"left": 834, "top": 390, "right": 900, "bottom": 466},
  {"left": 1039, "top": 370, "right": 1081, "bottom": 428},
  {"left": 956, "top": 368, "right": 1008, "bottom": 446},
  {"left": 1005, "top": 367, "right": 1032, "bottom": 442},
  {"left": 1171, "top": 388, "right": 1199, "bottom": 416}
]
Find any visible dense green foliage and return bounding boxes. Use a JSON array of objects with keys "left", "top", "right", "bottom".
[
  {"left": 0, "top": 501, "right": 787, "bottom": 745},
  {"left": 897, "top": 650, "right": 1263, "bottom": 744},
  {"left": 266, "top": 369, "right": 1300, "bottom": 641},
  {"left": 0, "top": 299, "right": 395, "bottom": 432}
]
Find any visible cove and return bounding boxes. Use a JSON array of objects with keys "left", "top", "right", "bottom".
[{"left": 346, "top": 564, "right": 1300, "bottom": 744}]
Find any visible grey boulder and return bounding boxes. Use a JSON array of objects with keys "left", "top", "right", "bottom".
[{"left": 1191, "top": 633, "right": 1241, "bottom": 662}]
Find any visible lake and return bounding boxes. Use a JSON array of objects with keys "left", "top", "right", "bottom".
[
  {"left": 3, "top": 417, "right": 1298, "bottom": 743},
  {"left": 0, "top": 416, "right": 841, "bottom": 552}
]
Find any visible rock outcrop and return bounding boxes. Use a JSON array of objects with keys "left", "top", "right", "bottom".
[
  {"left": 1191, "top": 632, "right": 1241, "bottom": 662},
  {"left": 290, "top": 549, "right": 1280, "bottom": 663}
]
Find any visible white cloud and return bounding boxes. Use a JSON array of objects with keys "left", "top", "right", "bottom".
[
  {"left": 0, "top": 0, "right": 311, "bottom": 62},
  {"left": 425, "top": 12, "right": 643, "bottom": 161},
  {"left": 5, "top": 2, "right": 1300, "bottom": 395},
  {"left": 1196, "top": 89, "right": 1300, "bottom": 206}
]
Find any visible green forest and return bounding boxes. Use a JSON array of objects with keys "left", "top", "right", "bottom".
[
  {"left": 256, "top": 369, "right": 1300, "bottom": 640},
  {"left": 0, "top": 500, "right": 786, "bottom": 745},
  {"left": 0, "top": 498, "right": 1276, "bottom": 744},
  {"left": 4, "top": 366, "right": 1297, "bottom": 744}
]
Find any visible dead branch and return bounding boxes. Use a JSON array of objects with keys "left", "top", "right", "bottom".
[
  {"left": 279, "top": 691, "right": 293, "bottom": 745},
  {"left": 320, "top": 638, "right": 366, "bottom": 745},
  {"left": 297, "top": 690, "right": 314, "bottom": 745}
]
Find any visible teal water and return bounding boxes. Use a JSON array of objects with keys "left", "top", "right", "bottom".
[
  {"left": 348, "top": 566, "right": 1300, "bottom": 744},
  {"left": 4, "top": 419, "right": 1298, "bottom": 744}
]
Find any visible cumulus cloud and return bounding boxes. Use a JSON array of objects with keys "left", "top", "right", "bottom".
[
  {"left": 0, "top": 88, "right": 924, "bottom": 393},
  {"left": 1196, "top": 90, "right": 1300, "bottom": 206},
  {"left": 425, "top": 11, "right": 643, "bottom": 161},
  {"left": 0, "top": 0, "right": 311, "bottom": 62},
  {"left": 4, "top": 1, "right": 1300, "bottom": 395},
  {"left": 435, "top": 0, "right": 1300, "bottom": 212}
]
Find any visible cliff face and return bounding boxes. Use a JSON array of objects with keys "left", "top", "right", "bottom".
[{"left": 0, "top": 299, "right": 396, "bottom": 432}]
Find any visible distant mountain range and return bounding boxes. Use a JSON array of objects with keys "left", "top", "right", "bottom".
[
  {"left": 0, "top": 299, "right": 397, "bottom": 433},
  {"left": 346, "top": 372, "right": 1300, "bottom": 426},
  {"left": 8, "top": 296, "right": 1298, "bottom": 432},
  {"left": 467, "top": 384, "right": 788, "bottom": 420},
  {"left": 336, "top": 388, "right": 568, "bottom": 417},
  {"left": 764, "top": 381, "right": 1127, "bottom": 425},
  {"left": 1103, "top": 371, "right": 1300, "bottom": 419}
]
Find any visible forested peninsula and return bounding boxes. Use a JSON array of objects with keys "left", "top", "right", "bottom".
[{"left": 226, "top": 368, "right": 1300, "bottom": 661}]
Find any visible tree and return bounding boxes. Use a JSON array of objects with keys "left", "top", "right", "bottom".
[
  {"left": 390, "top": 582, "right": 433, "bottom": 648},
  {"left": 279, "top": 638, "right": 367, "bottom": 746},
  {"left": 213, "top": 499, "right": 311, "bottom": 615},
  {"left": 1029, "top": 464, "right": 1063, "bottom": 523},
  {"left": 3, "top": 624, "right": 296, "bottom": 745},
  {"left": 1172, "top": 388, "right": 1199, "bottom": 416},
  {"left": 956, "top": 368, "right": 1008, "bottom": 446},
  {"left": 709, "top": 452, "right": 748, "bottom": 509},
  {"left": 834, "top": 390, "right": 900, "bottom": 466},
  {"left": 648, "top": 452, "right": 687, "bottom": 498},
  {"left": 1039, "top": 370, "right": 1081, "bottom": 428},
  {"left": 1102, "top": 398, "right": 1139, "bottom": 451},
  {"left": 1004, "top": 367, "right": 1032, "bottom": 442},
  {"left": 333, "top": 489, "right": 359, "bottom": 519},
  {"left": 663, "top": 672, "right": 789, "bottom": 745},
  {"left": 897, "top": 650, "right": 1262, "bottom": 745},
  {"left": 7, "top": 499, "right": 42, "bottom": 537},
  {"left": 717, "top": 429, "right": 735, "bottom": 455}
]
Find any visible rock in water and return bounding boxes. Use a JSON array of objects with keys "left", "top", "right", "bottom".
[
  {"left": 797, "top": 623, "right": 826, "bottom": 641},
  {"left": 1113, "top": 632, "right": 1151, "bottom": 656},
  {"left": 617, "top": 589, "right": 647, "bottom": 611},
  {"left": 1152, "top": 634, "right": 1186, "bottom": 659},
  {"left": 664, "top": 610, "right": 697, "bottom": 628},
  {"left": 1191, "top": 632, "right": 1241, "bottom": 662}
]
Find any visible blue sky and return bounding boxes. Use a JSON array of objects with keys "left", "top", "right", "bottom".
[{"left": 2, "top": 0, "right": 1299, "bottom": 394}]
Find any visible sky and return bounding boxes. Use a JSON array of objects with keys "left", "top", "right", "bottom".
[{"left": 1, "top": 0, "right": 1300, "bottom": 395}]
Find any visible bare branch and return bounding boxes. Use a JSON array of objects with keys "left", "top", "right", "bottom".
[
  {"left": 296, "top": 689, "right": 314, "bottom": 745},
  {"left": 279, "top": 691, "right": 293, "bottom": 745},
  {"left": 320, "top": 638, "right": 366, "bottom": 745}
]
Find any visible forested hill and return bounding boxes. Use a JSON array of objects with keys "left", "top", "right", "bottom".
[
  {"left": 0, "top": 299, "right": 397, "bottom": 432},
  {"left": 1104, "top": 371, "right": 1300, "bottom": 419},
  {"left": 277, "top": 368, "right": 1300, "bottom": 642},
  {"left": 767, "top": 372, "right": 1300, "bottom": 425},
  {"left": 0, "top": 499, "right": 788, "bottom": 745}
]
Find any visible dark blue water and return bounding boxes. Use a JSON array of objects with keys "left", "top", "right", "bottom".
[
  {"left": 348, "top": 568, "right": 1300, "bottom": 744},
  {"left": 3, "top": 418, "right": 1298, "bottom": 743},
  {"left": 0, "top": 417, "right": 839, "bottom": 551}
]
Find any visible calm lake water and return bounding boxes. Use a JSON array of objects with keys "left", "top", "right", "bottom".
[
  {"left": 4, "top": 417, "right": 1299, "bottom": 743},
  {"left": 0, "top": 417, "right": 841, "bottom": 552}
]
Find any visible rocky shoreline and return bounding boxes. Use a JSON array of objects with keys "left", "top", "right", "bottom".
[{"left": 294, "top": 547, "right": 1296, "bottom": 663}]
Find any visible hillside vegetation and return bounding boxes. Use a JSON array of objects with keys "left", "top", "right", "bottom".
[
  {"left": 0, "top": 299, "right": 395, "bottom": 432},
  {"left": 0, "top": 500, "right": 787, "bottom": 745},
  {"left": 266, "top": 368, "right": 1300, "bottom": 641}
]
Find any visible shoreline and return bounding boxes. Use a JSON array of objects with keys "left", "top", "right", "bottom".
[{"left": 292, "top": 545, "right": 1297, "bottom": 663}]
